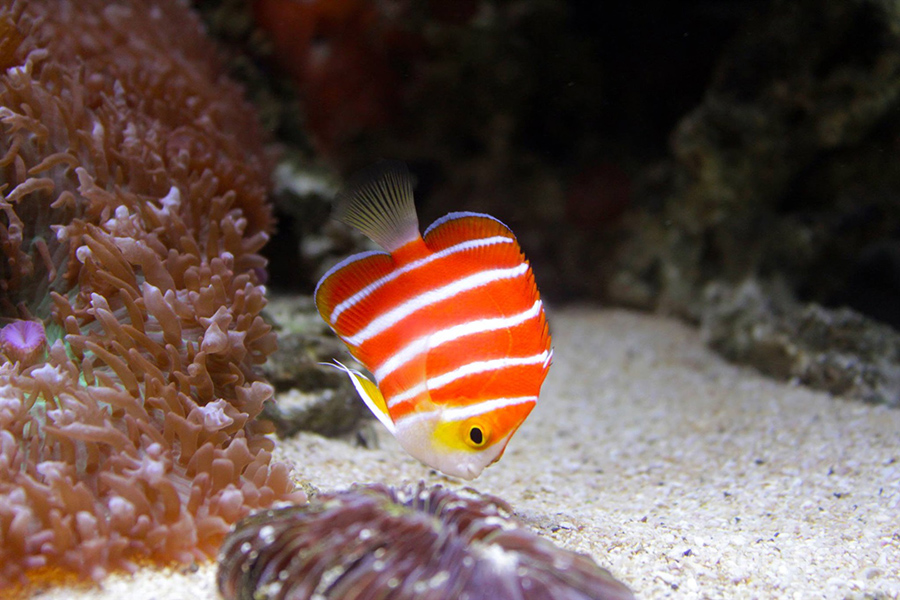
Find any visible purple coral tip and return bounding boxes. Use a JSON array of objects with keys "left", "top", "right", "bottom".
[
  {"left": 217, "top": 482, "right": 635, "bottom": 600},
  {"left": 0, "top": 320, "right": 47, "bottom": 365}
]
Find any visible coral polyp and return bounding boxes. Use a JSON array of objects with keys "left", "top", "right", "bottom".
[
  {"left": 0, "top": 319, "right": 46, "bottom": 364},
  {"left": 217, "top": 482, "right": 635, "bottom": 600}
]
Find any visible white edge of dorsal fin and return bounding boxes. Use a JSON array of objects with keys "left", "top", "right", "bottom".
[
  {"left": 335, "top": 160, "right": 420, "bottom": 252},
  {"left": 323, "top": 360, "right": 397, "bottom": 435}
]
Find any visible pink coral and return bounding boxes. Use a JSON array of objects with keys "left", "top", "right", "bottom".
[
  {"left": 0, "top": 319, "right": 46, "bottom": 364},
  {"left": 0, "top": 0, "right": 303, "bottom": 588}
]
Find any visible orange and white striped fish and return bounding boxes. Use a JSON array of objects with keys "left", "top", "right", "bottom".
[{"left": 315, "top": 162, "right": 552, "bottom": 479}]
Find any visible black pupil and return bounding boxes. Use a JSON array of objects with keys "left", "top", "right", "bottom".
[{"left": 469, "top": 427, "right": 484, "bottom": 445}]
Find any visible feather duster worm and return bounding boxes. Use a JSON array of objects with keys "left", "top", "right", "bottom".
[
  {"left": 217, "top": 483, "right": 635, "bottom": 600},
  {"left": 0, "top": 0, "right": 303, "bottom": 587}
]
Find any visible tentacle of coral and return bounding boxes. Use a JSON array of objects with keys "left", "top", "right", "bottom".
[
  {"left": 0, "top": 0, "right": 304, "bottom": 588},
  {"left": 218, "top": 483, "right": 635, "bottom": 600}
]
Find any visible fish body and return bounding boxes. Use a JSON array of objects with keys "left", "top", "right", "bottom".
[{"left": 315, "top": 163, "right": 551, "bottom": 479}]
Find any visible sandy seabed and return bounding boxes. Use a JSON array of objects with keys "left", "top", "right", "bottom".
[{"left": 28, "top": 308, "right": 900, "bottom": 599}]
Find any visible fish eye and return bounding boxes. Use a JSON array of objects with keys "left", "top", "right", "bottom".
[{"left": 467, "top": 425, "right": 485, "bottom": 448}]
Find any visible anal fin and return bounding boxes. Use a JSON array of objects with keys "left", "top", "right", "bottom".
[{"left": 328, "top": 361, "right": 396, "bottom": 435}]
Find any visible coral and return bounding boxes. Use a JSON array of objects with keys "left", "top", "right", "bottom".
[
  {"left": 0, "top": 0, "right": 302, "bottom": 587},
  {"left": 217, "top": 482, "right": 635, "bottom": 600},
  {"left": 251, "top": 0, "right": 412, "bottom": 153},
  {"left": 0, "top": 320, "right": 46, "bottom": 364}
]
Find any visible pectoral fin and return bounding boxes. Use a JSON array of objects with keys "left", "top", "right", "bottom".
[{"left": 328, "top": 361, "right": 396, "bottom": 435}]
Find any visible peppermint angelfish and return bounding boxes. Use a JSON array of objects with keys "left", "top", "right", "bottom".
[{"left": 315, "top": 162, "right": 552, "bottom": 479}]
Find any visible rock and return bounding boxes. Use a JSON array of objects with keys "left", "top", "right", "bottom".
[
  {"left": 261, "top": 295, "right": 369, "bottom": 437},
  {"left": 702, "top": 280, "right": 900, "bottom": 406}
]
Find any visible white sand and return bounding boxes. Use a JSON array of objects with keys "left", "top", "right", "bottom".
[{"left": 27, "top": 309, "right": 900, "bottom": 599}]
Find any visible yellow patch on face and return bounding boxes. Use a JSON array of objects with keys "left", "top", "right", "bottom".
[{"left": 432, "top": 416, "right": 494, "bottom": 453}]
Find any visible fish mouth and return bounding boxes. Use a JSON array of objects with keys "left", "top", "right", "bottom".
[
  {"left": 440, "top": 460, "right": 482, "bottom": 481},
  {"left": 460, "top": 463, "right": 480, "bottom": 480}
]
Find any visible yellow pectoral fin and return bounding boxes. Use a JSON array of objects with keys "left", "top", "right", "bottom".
[{"left": 329, "top": 361, "right": 396, "bottom": 435}]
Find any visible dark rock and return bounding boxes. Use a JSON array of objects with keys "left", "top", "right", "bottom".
[
  {"left": 702, "top": 280, "right": 900, "bottom": 406},
  {"left": 261, "top": 295, "right": 369, "bottom": 437},
  {"left": 611, "top": 0, "right": 900, "bottom": 326}
]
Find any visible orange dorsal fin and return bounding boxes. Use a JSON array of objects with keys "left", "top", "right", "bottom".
[
  {"left": 422, "top": 211, "right": 516, "bottom": 252},
  {"left": 422, "top": 211, "right": 526, "bottom": 276},
  {"left": 335, "top": 161, "right": 420, "bottom": 252}
]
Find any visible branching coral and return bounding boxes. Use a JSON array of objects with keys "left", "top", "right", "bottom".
[{"left": 0, "top": 0, "right": 303, "bottom": 587}]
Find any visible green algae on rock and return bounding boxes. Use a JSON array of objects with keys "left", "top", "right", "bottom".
[{"left": 217, "top": 482, "right": 635, "bottom": 600}]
